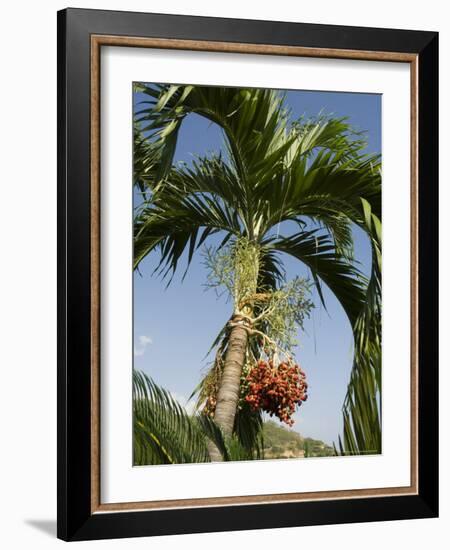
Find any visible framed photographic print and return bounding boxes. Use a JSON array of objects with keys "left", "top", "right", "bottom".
[{"left": 57, "top": 8, "right": 439, "bottom": 541}]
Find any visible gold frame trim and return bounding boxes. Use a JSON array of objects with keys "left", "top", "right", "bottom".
[{"left": 90, "top": 35, "right": 419, "bottom": 514}]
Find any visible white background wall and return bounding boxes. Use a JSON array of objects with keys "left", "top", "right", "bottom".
[{"left": 0, "top": 1, "right": 447, "bottom": 548}]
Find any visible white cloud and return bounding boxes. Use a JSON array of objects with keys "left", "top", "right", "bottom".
[{"left": 134, "top": 335, "right": 152, "bottom": 357}]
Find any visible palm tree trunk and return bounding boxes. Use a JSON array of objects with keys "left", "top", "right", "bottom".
[
  {"left": 207, "top": 318, "right": 249, "bottom": 462},
  {"left": 207, "top": 239, "right": 260, "bottom": 462}
]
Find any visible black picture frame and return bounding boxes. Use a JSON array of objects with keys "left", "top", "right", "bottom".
[{"left": 57, "top": 7, "right": 438, "bottom": 542}]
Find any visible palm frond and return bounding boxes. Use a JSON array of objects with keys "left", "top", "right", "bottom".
[
  {"left": 133, "top": 370, "right": 210, "bottom": 465},
  {"left": 136, "top": 84, "right": 290, "bottom": 186},
  {"left": 259, "top": 149, "right": 381, "bottom": 238},
  {"left": 133, "top": 371, "right": 264, "bottom": 464},
  {"left": 234, "top": 406, "right": 265, "bottom": 459},
  {"left": 338, "top": 199, "right": 382, "bottom": 455},
  {"left": 288, "top": 114, "right": 367, "bottom": 160},
  {"left": 269, "top": 229, "right": 366, "bottom": 326}
]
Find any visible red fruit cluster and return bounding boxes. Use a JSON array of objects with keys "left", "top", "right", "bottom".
[{"left": 244, "top": 360, "right": 308, "bottom": 426}]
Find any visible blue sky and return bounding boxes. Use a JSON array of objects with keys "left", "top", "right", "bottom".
[{"left": 133, "top": 86, "right": 381, "bottom": 446}]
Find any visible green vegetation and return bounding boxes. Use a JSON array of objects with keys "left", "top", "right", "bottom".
[
  {"left": 133, "top": 371, "right": 264, "bottom": 465},
  {"left": 262, "top": 420, "right": 334, "bottom": 459}
]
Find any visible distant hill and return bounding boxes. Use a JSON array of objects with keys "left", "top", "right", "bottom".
[{"left": 262, "top": 420, "right": 335, "bottom": 459}]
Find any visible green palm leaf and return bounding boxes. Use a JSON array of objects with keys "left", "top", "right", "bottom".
[
  {"left": 133, "top": 371, "right": 263, "bottom": 464},
  {"left": 269, "top": 230, "right": 367, "bottom": 326},
  {"left": 133, "top": 370, "right": 210, "bottom": 464}
]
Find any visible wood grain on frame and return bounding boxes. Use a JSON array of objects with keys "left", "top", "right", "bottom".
[{"left": 90, "top": 34, "right": 419, "bottom": 514}]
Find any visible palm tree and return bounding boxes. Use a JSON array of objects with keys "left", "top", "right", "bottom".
[{"left": 133, "top": 84, "right": 382, "bottom": 460}]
